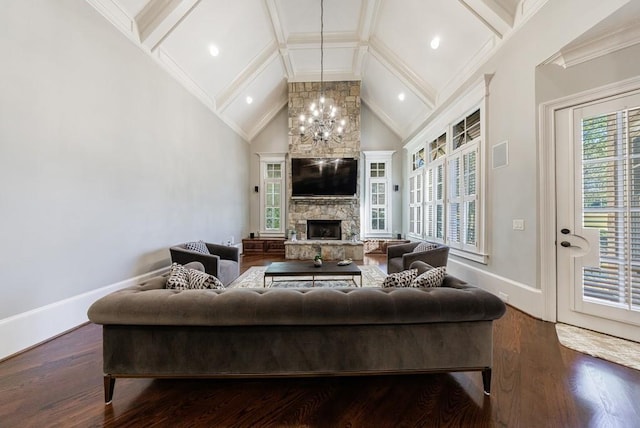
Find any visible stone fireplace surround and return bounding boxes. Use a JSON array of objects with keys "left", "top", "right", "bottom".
[{"left": 285, "top": 80, "right": 363, "bottom": 260}]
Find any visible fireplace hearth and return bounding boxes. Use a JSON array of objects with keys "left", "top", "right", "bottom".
[{"left": 307, "top": 220, "right": 341, "bottom": 240}]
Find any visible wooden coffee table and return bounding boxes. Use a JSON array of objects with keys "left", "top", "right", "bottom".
[{"left": 263, "top": 261, "right": 362, "bottom": 287}]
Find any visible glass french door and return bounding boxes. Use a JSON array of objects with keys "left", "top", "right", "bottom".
[{"left": 556, "top": 91, "right": 640, "bottom": 342}]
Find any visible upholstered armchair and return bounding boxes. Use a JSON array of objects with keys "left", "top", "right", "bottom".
[
  {"left": 170, "top": 242, "right": 240, "bottom": 286},
  {"left": 386, "top": 241, "right": 449, "bottom": 274}
]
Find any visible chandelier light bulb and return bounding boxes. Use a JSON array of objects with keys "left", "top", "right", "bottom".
[
  {"left": 310, "top": 103, "right": 316, "bottom": 111},
  {"left": 299, "top": 125, "right": 305, "bottom": 133},
  {"left": 308, "top": 117, "right": 313, "bottom": 124},
  {"left": 320, "top": 96, "right": 325, "bottom": 104},
  {"left": 340, "top": 119, "right": 346, "bottom": 126},
  {"left": 299, "top": 114, "right": 305, "bottom": 121},
  {"left": 337, "top": 126, "right": 343, "bottom": 133}
]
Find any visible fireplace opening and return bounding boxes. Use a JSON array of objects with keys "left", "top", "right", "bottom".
[{"left": 307, "top": 220, "right": 341, "bottom": 240}]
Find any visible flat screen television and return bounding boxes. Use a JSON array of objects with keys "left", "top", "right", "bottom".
[{"left": 291, "top": 157, "right": 358, "bottom": 197}]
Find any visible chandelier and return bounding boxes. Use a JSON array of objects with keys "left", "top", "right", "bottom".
[{"left": 297, "top": 0, "right": 346, "bottom": 143}]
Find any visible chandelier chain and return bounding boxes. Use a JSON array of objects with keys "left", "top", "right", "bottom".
[{"left": 320, "top": 0, "right": 324, "bottom": 97}]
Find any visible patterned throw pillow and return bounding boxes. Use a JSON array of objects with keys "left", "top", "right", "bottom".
[
  {"left": 185, "top": 240, "right": 210, "bottom": 254},
  {"left": 166, "top": 263, "right": 225, "bottom": 290},
  {"left": 382, "top": 269, "right": 418, "bottom": 288},
  {"left": 188, "top": 268, "right": 225, "bottom": 289},
  {"left": 166, "top": 263, "right": 190, "bottom": 289},
  {"left": 413, "top": 241, "right": 438, "bottom": 253},
  {"left": 411, "top": 266, "right": 446, "bottom": 288}
]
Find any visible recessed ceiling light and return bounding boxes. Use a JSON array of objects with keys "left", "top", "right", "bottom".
[
  {"left": 430, "top": 36, "right": 440, "bottom": 50},
  {"left": 209, "top": 44, "right": 219, "bottom": 57},
  {"left": 398, "top": 93, "right": 406, "bottom": 101},
  {"left": 246, "top": 96, "right": 253, "bottom": 104}
]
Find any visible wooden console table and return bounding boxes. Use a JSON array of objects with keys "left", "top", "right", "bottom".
[{"left": 241, "top": 238, "right": 285, "bottom": 255}]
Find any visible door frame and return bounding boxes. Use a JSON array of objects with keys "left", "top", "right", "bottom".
[{"left": 539, "top": 75, "right": 640, "bottom": 322}]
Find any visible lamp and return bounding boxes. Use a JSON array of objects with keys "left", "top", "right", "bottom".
[{"left": 297, "top": 0, "right": 346, "bottom": 143}]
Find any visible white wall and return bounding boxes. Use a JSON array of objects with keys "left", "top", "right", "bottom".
[
  {"left": 0, "top": 0, "right": 249, "bottom": 357},
  {"left": 248, "top": 106, "right": 289, "bottom": 236}
]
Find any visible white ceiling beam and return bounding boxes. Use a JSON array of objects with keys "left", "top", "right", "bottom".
[
  {"left": 288, "top": 71, "right": 360, "bottom": 83},
  {"left": 368, "top": 37, "right": 436, "bottom": 108},
  {"left": 217, "top": 43, "right": 281, "bottom": 113},
  {"left": 353, "top": 0, "right": 380, "bottom": 78},
  {"left": 286, "top": 32, "right": 360, "bottom": 49},
  {"left": 265, "top": 0, "right": 294, "bottom": 80},
  {"left": 357, "top": 0, "right": 382, "bottom": 42},
  {"left": 135, "top": 0, "right": 200, "bottom": 51},
  {"left": 458, "top": 0, "right": 514, "bottom": 38}
]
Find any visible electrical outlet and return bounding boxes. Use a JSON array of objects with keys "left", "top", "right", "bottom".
[
  {"left": 499, "top": 292, "right": 509, "bottom": 302},
  {"left": 512, "top": 219, "right": 525, "bottom": 231}
]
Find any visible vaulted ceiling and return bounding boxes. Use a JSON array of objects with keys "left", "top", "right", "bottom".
[{"left": 88, "top": 0, "right": 546, "bottom": 141}]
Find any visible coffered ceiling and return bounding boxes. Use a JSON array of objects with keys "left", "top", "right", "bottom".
[{"left": 89, "top": 0, "right": 544, "bottom": 141}]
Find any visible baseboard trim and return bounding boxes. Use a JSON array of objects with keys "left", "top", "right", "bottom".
[
  {"left": 0, "top": 266, "right": 169, "bottom": 361},
  {"left": 447, "top": 259, "right": 544, "bottom": 319}
]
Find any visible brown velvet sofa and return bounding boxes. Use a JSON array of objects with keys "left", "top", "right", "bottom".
[{"left": 87, "top": 261, "right": 506, "bottom": 404}]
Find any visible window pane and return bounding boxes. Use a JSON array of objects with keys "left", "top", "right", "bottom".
[{"left": 466, "top": 201, "right": 476, "bottom": 245}]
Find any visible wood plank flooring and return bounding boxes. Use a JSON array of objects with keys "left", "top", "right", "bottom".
[{"left": 1, "top": 254, "right": 639, "bottom": 427}]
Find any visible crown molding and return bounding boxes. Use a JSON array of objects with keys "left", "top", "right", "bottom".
[{"left": 547, "top": 22, "right": 640, "bottom": 69}]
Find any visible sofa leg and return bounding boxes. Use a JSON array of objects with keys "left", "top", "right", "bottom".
[
  {"left": 482, "top": 368, "right": 491, "bottom": 395},
  {"left": 104, "top": 375, "right": 115, "bottom": 404}
]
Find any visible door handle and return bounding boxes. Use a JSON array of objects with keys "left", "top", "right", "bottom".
[{"left": 561, "top": 241, "right": 572, "bottom": 247}]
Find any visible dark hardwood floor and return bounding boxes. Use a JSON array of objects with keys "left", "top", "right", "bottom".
[{"left": 1, "top": 254, "right": 640, "bottom": 427}]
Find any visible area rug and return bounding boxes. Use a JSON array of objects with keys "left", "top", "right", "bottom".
[
  {"left": 229, "top": 265, "right": 386, "bottom": 288},
  {"left": 556, "top": 323, "right": 640, "bottom": 371}
]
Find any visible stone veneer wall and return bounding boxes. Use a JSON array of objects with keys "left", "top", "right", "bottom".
[{"left": 287, "top": 81, "right": 361, "bottom": 239}]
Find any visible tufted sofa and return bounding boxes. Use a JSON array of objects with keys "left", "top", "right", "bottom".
[{"left": 87, "top": 261, "right": 506, "bottom": 403}]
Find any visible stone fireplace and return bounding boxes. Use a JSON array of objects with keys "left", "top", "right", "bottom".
[
  {"left": 284, "top": 80, "right": 363, "bottom": 260},
  {"left": 286, "top": 81, "right": 361, "bottom": 239},
  {"left": 307, "top": 220, "right": 341, "bottom": 240}
]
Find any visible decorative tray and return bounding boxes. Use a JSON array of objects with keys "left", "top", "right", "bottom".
[{"left": 337, "top": 259, "right": 352, "bottom": 266}]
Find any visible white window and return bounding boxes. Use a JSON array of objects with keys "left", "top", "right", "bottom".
[
  {"left": 405, "top": 97, "right": 486, "bottom": 263},
  {"left": 364, "top": 151, "right": 394, "bottom": 237},
  {"left": 425, "top": 133, "right": 447, "bottom": 242},
  {"left": 259, "top": 154, "right": 285, "bottom": 237},
  {"left": 408, "top": 146, "right": 424, "bottom": 237}
]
